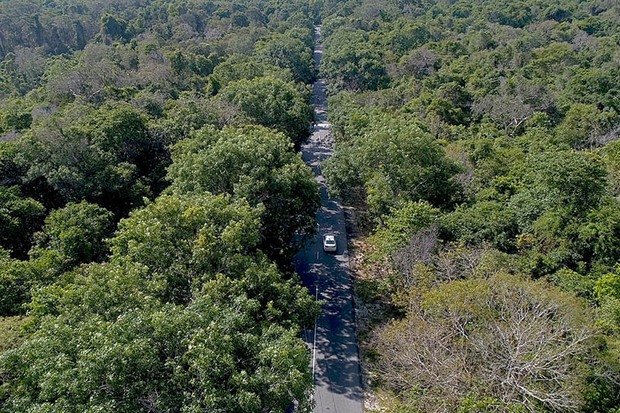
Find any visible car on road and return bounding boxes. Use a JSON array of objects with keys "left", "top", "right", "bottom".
[{"left": 323, "top": 234, "right": 337, "bottom": 252}]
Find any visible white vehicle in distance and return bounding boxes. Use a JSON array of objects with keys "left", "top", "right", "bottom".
[{"left": 323, "top": 234, "right": 337, "bottom": 253}]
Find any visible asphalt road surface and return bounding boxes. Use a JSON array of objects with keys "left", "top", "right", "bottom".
[{"left": 294, "top": 26, "right": 365, "bottom": 413}]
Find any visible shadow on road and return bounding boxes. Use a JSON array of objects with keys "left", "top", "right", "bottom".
[{"left": 293, "top": 24, "right": 364, "bottom": 413}]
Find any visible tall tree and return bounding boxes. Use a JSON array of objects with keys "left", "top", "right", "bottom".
[
  {"left": 166, "top": 125, "right": 320, "bottom": 263},
  {"left": 218, "top": 76, "right": 314, "bottom": 149}
]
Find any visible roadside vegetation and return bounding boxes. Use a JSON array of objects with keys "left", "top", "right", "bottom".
[
  {"left": 0, "top": 1, "right": 320, "bottom": 411},
  {"left": 318, "top": 0, "right": 620, "bottom": 411},
  {"left": 1, "top": 0, "right": 620, "bottom": 412}
]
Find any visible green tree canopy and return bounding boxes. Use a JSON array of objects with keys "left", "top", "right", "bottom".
[
  {"left": 209, "top": 54, "right": 293, "bottom": 92},
  {"left": 30, "top": 201, "right": 115, "bottom": 267},
  {"left": 1, "top": 190, "right": 317, "bottom": 412},
  {"left": 0, "top": 185, "right": 44, "bottom": 258},
  {"left": 1, "top": 264, "right": 313, "bottom": 413},
  {"left": 254, "top": 31, "right": 315, "bottom": 84},
  {"left": 321, "top": 27, "right": 389, "bottom": 93},
  {"left": 218, "top": 76, "right": 314, "bottom": 149},
  {"left": 166, "top": 125, "right": 320, "bottom": 262},
  {"left": 19, "top": 103, "right": 167, "bottom": 215},
  {"left": 324, "top": 114, "right": 462, "bottom": 217}
]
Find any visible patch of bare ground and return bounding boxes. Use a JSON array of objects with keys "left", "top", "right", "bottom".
[{"left": 343, "top": 205, "right": 397, "bottom": 412}]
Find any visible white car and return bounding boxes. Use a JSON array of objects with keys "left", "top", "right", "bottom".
[{"left": 323, "top": 234, "right": 337, "bottom": 252}]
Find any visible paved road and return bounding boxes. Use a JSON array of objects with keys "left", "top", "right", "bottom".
[{"left": 294, "top": 27, "right": 365, "bottom": 413}]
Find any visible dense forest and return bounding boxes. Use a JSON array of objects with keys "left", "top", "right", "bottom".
[
  {"left": 0, "top": 0, "right": 620, "bottom": 412},
  {"left": 316, "top": 0, "right": 620, "bottom": 411},
  {"left": 0, "top": 0, "right": 320, "bottom": 411}
]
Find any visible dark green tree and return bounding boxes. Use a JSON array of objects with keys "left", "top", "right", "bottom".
[
  {"left": 324, "top": 114, "right": 462, "bottom": 217},
  {"left": 254, "top": 32, "right": 315, "bottom": 84},
  {"left": 0, "top": 185, "right": 44, "bottom": 258},
  {"left": 30, "top": 201, "right": 115, "bottom": 267},
  {"left": 166, "top": 125, "right": 320, "bottom": 262},
  {"left": 218, "top": 76, "right": 313, "bottom": 148}
]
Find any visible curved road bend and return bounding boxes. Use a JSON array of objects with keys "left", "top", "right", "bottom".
[{"left": 294, "top": 27, "right": 365, "bottom": 413}]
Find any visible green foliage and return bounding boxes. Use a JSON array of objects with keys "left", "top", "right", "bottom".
[
  {"left": 100, "top": 14, "right": 131, "bottom": 42},
  {"left": 0, "top": 141, "right": 27, "bottom": 188},
  {"left": 320, "top": 2, "right": 620, "bottom": 411},
  {"left": 0, "top": 3, "right": 320, "bottom": 412},
  {"left": 441, "top": 200, "right": 518, "bottom": 252},
  {"left": 596, "top": 298, "right": 620, "bottom": 337},
  {"left": 457, "top": 394, "right": 505, "bottom": 413},
  {"left": 2, "top": 289, "right": 312, "bottom": 413},
  {"left": 579, "top": 200, "right": 620, "bottom": 268},
  {"left": 324, "top": 114, "right": 461, "bottom": 216},
  {"left": 0, "top": 100, "right": 32, "bottom": 133},
  {"left": 167, "top": 125, "right": 320, "bottom": 262},
  {"left": 370, "top": 201, "right": 440, "bottom": 257},
  {"left": 2, "top": 190, "right": 317, "bottom": 412},
  {"left": 322, "top": 27, "right": 389, "bottom": 93},
  {"left": 254, "top": 30, "right": 315, "bottom": 84},
  {"left": 209, "top": 54, "right": 294, "bottom": 92},
  {"left": 0, "top": 185, "right": 44, "bottom": 257},
  {"left": 600, "top": 140, "right": 620, "bottom": 196},
  {"left": 548, "top": 268, "right": 595, "bottom": 300},
  {"left": 21, "top": 103, "right": 166, "bottom": 215},
  {"left": 2, "top": 0, "right": 620, "bottom": 410},
  {"left": 510, "top": 150, "right": 607, "bottom": 228},
  {"left": 219, "top": 76, "right": 313, "bottom": 148},
  {"left": 554, "top": 103, "right": 618, "bottom": 149},
  {"left": 595, "top": 272, "right": 620, "bottom": 302},
  {"left": 0, "top": 316, "right": 29, "bottom": 354},
  {"left": 153, "top": 93, "right": 248, "bottom": 142},
  {"left": 109, "top": 193, "right": 263, "bottom": 305},
  {"left": 31, "top": 201, "right": 114, "bottom": 267},
  {"left": 0, "top": 250, "right": 33, "bottom": 316}
]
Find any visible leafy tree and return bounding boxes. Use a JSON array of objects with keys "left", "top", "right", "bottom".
[
  {"left": 577, "top": 200, "right": 620, "bottom": 269},
  {"left": 441, "top": 200, "right": 519, "bottom": 252},
  {"left": 317, "top": 2, "right": 620, "bottom": 411},
  {"left": 554, "top": 103, "right": 618, "bottom": 149},
  {"left": 0, "top": 247, "right": 67, "bottom": 316},
  {"left": 218, "top": 76, "right": 313, "bottom": 148},
  {"left": 380, "top": 20, "right": 431, "bottom": 57},
  {"left": 548, "top": 268, "right": 595, "bottom": 300},
  {"left": 109, "top": 193, "right": 262, "bottom": 305},
  {"left": 0, "top": 315, "right": 29, "bottom": 354},
  {"left": 324, "top": 114, "right": 462, "bottom": 217},
  {"left": 600, "top": 140, "right": 620, "bottom": 196},
  {"left": 2, "top": 289, "right": 312, "bottom": 413},
  {"left": 509, "top": 150, "right": 607, "bottom": 231},
  {"left": 0, "top": 249, "right": 33, "bottom": 316},
  {"left": 20, "top": 103, "right": 166, "bottom": 215},
  {"left": 254, "top": 31, "right": 315, "bottom": 84},
  {"left": 30, "top": 201, "right": 115, "bottom": 267},
  {"left": 166, "top": 125, "right": 320, "bottom": 262},
  {"left": 2, "top": 265, "right": 311, "bottom": 412},
  {"left": 209, "top": 54, "right": 294, "bottom": 92},
  {"left": 1, "top": 190, "right": 316, "bottom": 412},
  {"left": 595, "top": 271, "right": 620, "bottom": 302},
  {"left": 369, "top": 200, "right": 440, "bottom": 257},
  {"left": 560, "top": 67, "right": 620, "bottom": 113},
  {"left": 321, "top": 27, "right": 388, "bottom": 93},
  {"left": 153, "top": 93, "right": 249, "bottom": 142},
  {"left": 100, "top": 14, "right": 132, "bottom": 43},
  {"left": 0, "top": 185, "right": 44, "bottom": 258},
  {"left": 0, "top": 99, "right": 32, "bottom": 133}
]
